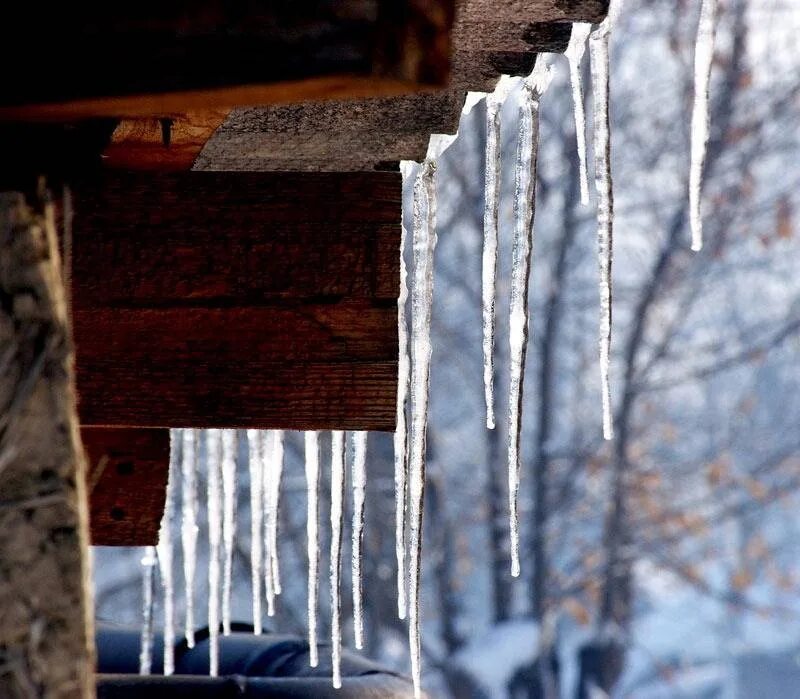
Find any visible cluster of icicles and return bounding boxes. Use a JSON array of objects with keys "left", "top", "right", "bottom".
[
  {"left": 137, "top": 4, "right": 718, "bottom": 695},
  {"left": 139, "top": 428, "right": 367, "bottom": 688}
]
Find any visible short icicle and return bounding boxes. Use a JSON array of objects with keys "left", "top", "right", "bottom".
[
  {"left": 268, "top": 430, "right": 285, "bottom": 607},
  {"left": 590, "top": 6, "right": 620, "bottom": 442},
  {"left": 304, "top": 431, "right": 321, "bottom": 668},
  {"left": 181, "top": 428, "right": 199, "bottom": 647},
  {"left": 508, "top": 57, "right": 554, "bottom": 578},
  {"left": 221, "top": 429, "right": 238, "bottom": 636},
  {"left": 394, "top": 162, "right": 413, "bottom": 621},
  {"left": 350, "top": 431, "right": 368, "bottom": 649},
  {"left": 263, "top": 431, "right": 276, "bottom": 617},
  {"left": 247, "top": 429, "right": 264, "bottom": 634},
  {"left": 566, "top": 23, "right": 593, "bottom": 205},
  {"left": 157, "top": 429, "right": 180, "bottom": 675},
  {"left": 330, "top": 430, "right": 346, "bottom": 689},
  {"left": 689, "top": 0, "right": 718, "bottom": 251},
  {"left": 408, "top": 137, "right": 443, "bottom": 699},
  {"left": 206, "top": 429, "right": 223, "bottom": 676},
  {"left": 139, "top": 546, "right": 157, "bottom": 675},
  {"left": 482, "top": 76, "right": 515, "bottom": 429}
]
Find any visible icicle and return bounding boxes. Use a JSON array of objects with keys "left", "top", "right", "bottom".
[
  {"left": 508, "top": 57, "right": 554, "bottom": 579},
  {"left": 689, "top": 0, "right": 718, "bottom": 252},
  {"left": 394, "top": 162, "right": 413, "bottom": 621},
  {"left": 221, "top": 429, "right": 237, "bottom": 636},
  {"left": 206, "top": 429, "right": 223, "bottom": 676},
  {"left": 181, "top": 428, "right": 199, "bottom": 647},
  {"left": 247, "top": 429, "right": 264, "bottom": 634},
  {"left": 566, "top": 23, "right": 593, "bottom": 205},
  {"left": 482, "top": 76, "right": 515, "bottom": 430},
  {"left": 408, "top": 134, "right": 446, "bottom": 699},
  {"left": 157, "top": 429, "right": 179, "bottom": 675},
  {"left": 330, "top": 430, "right": 346, "bottom": 689},
  {"left": 350, "top": 431, "right": 368, "bottom": 649},
  {"left": 262, "top": 430, "right": 284, "bottom": 618},
  {"left": 139, "top": 546, "right": 157, "bottom": 675},
  {"left": 305, "top": 431, "right": 321, "bottom": 668},
  {"left": 590, "top": 11, "right": 618, "bottom": 442}
]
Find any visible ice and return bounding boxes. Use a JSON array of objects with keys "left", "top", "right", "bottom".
[
  {"left": 482, "top": 75, "right": 515, "bottom": 429},
  {"left": 408, "top": 151, "right": 439, "bottom": 699},
  {"left": 690, "top": 0, "right": 718, "bottom": 251},
  {"left": 181, "top": 428, "right": 199, "bottom": 647},
  {"left": 247, "top": 429, "right": 264, "bottom": 634},
  {"left": 508, "top": 57, "right": 554, "bottom": 579},
  {"left": 394, "top": 161, "right": 413, "bottom": 621},
  {"left": 139, "top": 546, "right": 157, "bottom": 675},
  {"left": 350, "top": 431, "right": 368, "bottom": 649},
  {"left": 304, "top": 431, "right": 321, "bottom": 668},
  {"left": 330, "top": 430, "right": 346, "bottom": 689},
  {"left": 263, "top": 430, "right": 284, "bottom": 617},
  {"left": 157, "top": 429, "right": 179, "bottom": 675},
  {"left": 206, "top": 429, "right": 223, "bottom": 676},
  {"left": 566, "top": 23, "right": 593, "bottom": 205},
  {"left": 221, "top": 429, "right": 237, "bottom": 636},
  {"left": 590, "top": 16, "right": 617, "bottom": 441}
]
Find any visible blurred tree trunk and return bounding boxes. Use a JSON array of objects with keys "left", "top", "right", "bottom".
[
  {"left": 0, "top": 188, "right": 95, "bottom": 698},
  {"left": 486, "top": 414, "right": 512, "bottom": 622}
]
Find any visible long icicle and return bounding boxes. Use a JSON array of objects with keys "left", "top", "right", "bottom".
[
  {"left": 269, "top": 430, "right": 284, "bottom": 599},
  {"left": 330, "top": 430, "right": 346, "bottom": 689},
  {"left": 139, "top": 546, "right": 157, "bottom": 675},
  {"left": 263, "top": 430, "right": 276, "bottom": 618},
  {"left": 221, "top": 429, "right": 238, "bottom": 636},
  {"left": 689, "top": 0, "right": 718, "bottom": 251},
  {"left": 394, "top": 162, "right": 413, "bottom": 621},
  {"left": 247, "top": 429, "right": 264, "bottom": 634},
  {"left": 408, "top": 145, "right": 440, "bottom": 699},
  {"left": 482, "top": 76, "right": 515, "bottom": 429},
  {"left": 181, "top": 428, "right": 199, "bottom": 647},
  {"left": 304, "top": 431, "right": 321, "bottom": 667},
  {"left": 206, "top": 429, "right": 223, "bottom": 676},
  {"left": 566, "top": 23, "right": 593, "bottom": 205},
  {"left": 590, "top": 9, "right": 619, "bottom": 442},
  {"left": 351, "top": 431, "right": 368, "bottom": 649},
  {"left": 508, "top": 57, "right": 554, "bottom": 578},
  {"left": 157, "top": 429, "right": 180, "bottom": 675}
]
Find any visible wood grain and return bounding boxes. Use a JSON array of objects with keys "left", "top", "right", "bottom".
[
  {"left": 70, "top": 171, "right": 401, "bottom": 431},
  {"left": 84, "top": 428, "right": 170, "bottom": 546}
]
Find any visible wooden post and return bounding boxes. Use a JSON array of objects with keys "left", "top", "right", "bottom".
[{"left": 0, "top": 189, "right": 95, "bottom": 697}]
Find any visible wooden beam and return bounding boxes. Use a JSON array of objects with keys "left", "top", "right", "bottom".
[
  {"left": 0, "top": 1, "right": 455, "bottom": 121},
  {"left": 70, "top": 171, "right": 400, "bottom": 431},
  {"left": 84, "top": 428, "right": 170, "bottom": 546}
]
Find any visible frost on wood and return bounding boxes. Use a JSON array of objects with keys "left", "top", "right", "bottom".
[
  {"left": 139, "top": 546, "right": 157, "bottom": 675},
  {"left": 566, "top": 23, "right": 593, "bottom": 205},
  {"left": 330, "top": 430, "right": 346, "bottom": 689},
  {"left": 221, "top": 429, "right": 237, "bottom": 636},
  {"left": 690, "top": 0, "right": 718, "bottom": 251},
  {"left": 394, "top": 162, "right": 413, "bottom": 621},
  {"left": 482, "top": 75, "right": 516, "bottom": 430},
  {"left": 0, "top": 191, "right": 95, "bottom": 698},
  {"left": 206, "top": 429, "right": 223, "bottom": 676},
  {"left": 304, "top": 431, "right": 321, "bottom": 668},
  {"left": 408, "top": 150, "right": 439, "bottom": 699},
  {"left": 157, "top": 429, "right": 179, "bottom": 675},
  {"left": 351, "top": 431, "right": 368, "bottom": 650},
  {"left": 507, "top": 58, "right": 554, "bottom": 579},
  {"left": 247, "top": 429, "right": 264, "bottom": 634},
  {"left": 181, "top": 428, "right": 199, "bottom": 647},
  {"left": 590, "top": 16, "right": 616, "bottom": 442}
]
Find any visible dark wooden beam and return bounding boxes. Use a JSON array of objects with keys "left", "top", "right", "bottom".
[
  {"left": 84, "top": 428, "right": 170, "bottom": 546},
  {"left": 0, "top": 1, "right": 455, "bottom": 121},
  {"left": 70, "top": 171, "right": 400, "bottom": 431}
]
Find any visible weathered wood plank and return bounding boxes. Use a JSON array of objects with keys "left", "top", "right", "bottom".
[
  {"left": 0, "top": 1, "right": 456, "bottom": 120},
  {"left": 70, "top": 171, "right": 400, "bottom": 431},
  {"left": 84, "top": 428, "right": 170, "bottom": 546}
]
